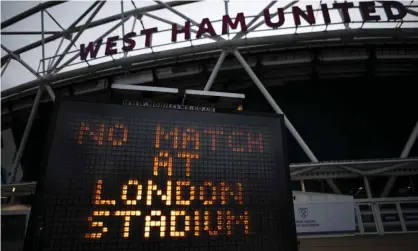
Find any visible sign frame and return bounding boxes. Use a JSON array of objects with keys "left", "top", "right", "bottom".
[{"left": 23, "top": 97, "right": 297, "bottom": 251}]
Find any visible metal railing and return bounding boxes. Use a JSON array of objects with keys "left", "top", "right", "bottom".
[{"left": 355, "top": 197, "right": 418, "bottom": 235}]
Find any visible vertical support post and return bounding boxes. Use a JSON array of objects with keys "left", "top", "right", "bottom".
[
  {"left": 372, "top": 203, "right": 385, "bottom": 235},
  {"left": 131, "top": 13, "right": 137, "bottom": 32},
  {"left": 363, "top": 176, "right": 372, "bottom": 198},
  {"left": 396, "top": 202, "right": 407, "bottom": 232},
  {"left": 204, "top": 51, "right": 227, "bottom": 91},
  {"left": 224, "top": 0, "right": 229, "bottom": 15},
  {"left": 121, "top": 0, "right": 127, "bottom": 57},
  {"left": 41, "top": 10, "right": 46, "bottom": 75},
  {"left": 7, "top": 88, "right": 44, "bottom": 184},
  {"left": 364, "top": 175, "right": 384, "bottom": 234},
  {"left": 224, "top": 0, "right": 229, "bottom": 35},
  {"left": 355, "top": 204, "right": 365, "bottom": 235},
  {"left": 300, "top": 180, "right": 306, "bottom": 192},
  {"left": 381, "top": 120, "right": 418, "bottom": 197},
  {"left": 47, "top": 37, "right": 64, "bottom": 71}
]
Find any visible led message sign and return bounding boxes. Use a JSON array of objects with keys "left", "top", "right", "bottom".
[{"left": 24, "top": 100, "right": 296, "bottom": 251}]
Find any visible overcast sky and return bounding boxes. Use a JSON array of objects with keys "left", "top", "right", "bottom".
[{"left": 1, "top": 0, "right": 417, "bottom": 92}]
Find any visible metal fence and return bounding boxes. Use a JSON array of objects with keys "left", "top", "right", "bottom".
[{"left": 355, "top": 197, "right": 418, "bottom": 235}]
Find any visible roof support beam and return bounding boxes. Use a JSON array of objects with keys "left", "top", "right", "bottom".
[
  {"left": 41, "top": 10, "right": 46, "bottom": 74},
  {"left": 1, "top": 1, "right": 198, "bottom": 66},
  {"left": 121, "top": 0, "right": 127, "bottom": 57},
  {"left": 1, "top": 1, "right": 100, "bottom": 67},
  {"left": 204, "top": 51, "right": 227, "bottom": 91},
  {"left": 381, "top": 120, "right": 418, "bottom": 197},
  {"left": 1, "top": 58, "right": 11, "bottom": 77},
  {"left": 233, "top": 49, "right": 317, "bottom": 162},
  {"left": 232, "top": 48, "right": 341, "bottom": 194},
  {"left": 54, "top": 15, "right": 131, "bottom": 73},
  {"left": 7, "top": 88, "right": 43, "bottom": 184},
  {"left": 1, "top": 44, "right": 55, "bottom": 101},
  {"left": 45, "top": 9, "right": 73, "bottom": 40},
  {"left": 47, "top": 2, "right": 100, "bottom": 72},
  {"left": 401, "top": 120, "right": 418, "bottom": 159},
  {"left": 2, "top": 28, "right": 417, "bottom": 99},
  {"left": 1, "top": 1, "right": 67, "bottom": 29},
  {"left": 1, "top": 31, "right": 62, "bottom": 35},
  {"left": 50, "top": 1, "right": 106, "bottom": 72}
]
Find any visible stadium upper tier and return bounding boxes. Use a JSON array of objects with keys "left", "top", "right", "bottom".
[{"left": 1, "top": 0, "right": 418, "bottom": 98}]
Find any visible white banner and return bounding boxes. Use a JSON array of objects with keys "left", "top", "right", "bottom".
[{"left": 293, "top": 192, "right": 356, "bottom": 235}]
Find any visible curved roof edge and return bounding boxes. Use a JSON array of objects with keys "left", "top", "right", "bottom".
[{"left": 2, "top": 27, "right": 417, "bottom": 99}]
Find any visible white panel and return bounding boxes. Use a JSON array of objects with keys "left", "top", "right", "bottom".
[
  {"left": 156, "top": 66, "right": 202, "bottom": 79},
  {"left": 73, "top": 79, "right": 108, "bottom": 95},
  {"left": 185, "top": 89, "right": 245, "bottom": 99},
  {"left": 376, "top": 48, "right": 418, "bottom": 59},
  {"left": 321, "top": 48, "right": 368, "bottom": 62},
  {"left": 112, "top": 84, "right": 178, "bottom": 93},
  {"left": 113, "top": 71, "right": 153, "bottom": 85},
  {"left": 262, "top": 51, "right": 311, "bottom": 66},
  {"left": 293, "top": 192, "right": 356, "bottom": 235}
]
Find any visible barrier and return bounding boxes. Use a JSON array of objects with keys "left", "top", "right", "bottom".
[{"left": 355, "top": 197, "right": 418, "bottom": 235}]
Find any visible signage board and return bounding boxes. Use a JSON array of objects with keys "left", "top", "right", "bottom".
[
  {"left": 24, "top": 99, "right": 296, "bottom": 251},
  {"left": 294, "top": 202, "right": 356, "bottom": 235},
  {"left": 80, "top": 1, "right": 408, "bottom": 60},
  {"left": 293, "top": 192, "right": 356, "bottom": 235}
]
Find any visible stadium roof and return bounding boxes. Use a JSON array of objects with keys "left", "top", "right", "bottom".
[{"left": 1, "top": 0, "right": 417, "bottom": 95}]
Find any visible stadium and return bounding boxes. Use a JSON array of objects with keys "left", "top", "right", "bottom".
[{"left": 1, "top": 1, "right": 418, "bottom": 251}]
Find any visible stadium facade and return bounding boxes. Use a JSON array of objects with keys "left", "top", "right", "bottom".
[{"left": 1, "top": 1, "right": 418, "bottom": 250}]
